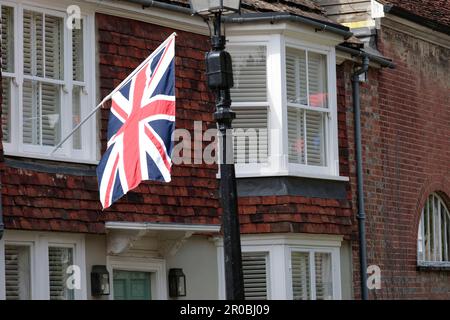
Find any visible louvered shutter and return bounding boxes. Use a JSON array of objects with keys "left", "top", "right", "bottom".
[
  {"left": 23, "top": 10, "right": 44, "bottom": 77},
  {"left": 2, "top": 79, "right": 11, "bottom": 142},
  {"left": 288, "top": 107, "right": 305, "bottom": 164},
  {"left": 228, "top": 46, "right": 268, "bottom": 164},
  {"left": 72, "top": 20, "right": 83, "bottom": 81},
  {"left": 286, "top": 48, "right": 307, "bottom": 105},
  {"left": 1, "top": 5, "right": 14, "bottom": 72},
  {"left": 229, "top": 46, "right": 266, "bottom": 102},
  {"left": 4, "top": 245, "right": 31, "bottom": 300},
  {"left": 291, "top": 252, "right": 311, "bottom": 300},
  {"left": 41, "top": 82, "right": 60, "bottom": 146},
  {"left": 233, "top": 107, "right": 268, "bottom": 164},
  {"left": 44, "top": 14, "right": 63, "bottom": 79},
  {"left": 308, "top": 52, "right": 328, "bottom": 108},
  {"left": 305, "top": 110, "right": 325, "bottom": 166},
  {"left": 314, "top": 252, "right": 333, "bottom": 300},
  {"left": 22, "top": 80, "right": 39, "bottom": 145},
  {"left": 49, "top": 247, "right": 75, "bottom": 300},
  {"left": 72, "top": 86, "right": 82, "bottom": 149},
  {"left": 242, "top": 252, "right": 268, "bottom": 300}
]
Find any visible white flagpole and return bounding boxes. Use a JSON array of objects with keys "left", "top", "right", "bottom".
[{"left": 48, "top": 32, "right": 177, "bottom": 156}]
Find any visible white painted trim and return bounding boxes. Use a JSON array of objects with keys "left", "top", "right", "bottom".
[
  {"left": 1, "top": 0, "right": 97, "bottom": 163},
  {"left": 0, "top": 230, "right": 87, "bottom": 300},
  {"left": 105, "top": 222, "right": 221, "bottom": 233},
  {"left": 107, "top": 255, "right": 167, "bottom": 300},
  {"left": 215, "top": 234, "right": 343, "bottom": 300}
]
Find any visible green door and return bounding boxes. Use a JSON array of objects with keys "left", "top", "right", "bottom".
[{"left": 113, "top": 270, "right": 152, "bottom": 300}]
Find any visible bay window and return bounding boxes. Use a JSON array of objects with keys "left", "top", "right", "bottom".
[
  {"left": 1, "top": 2, "right": 96, "bottom": 162},
  {"left": 228, "top": 34, "right": 340, "bottom": 179}
]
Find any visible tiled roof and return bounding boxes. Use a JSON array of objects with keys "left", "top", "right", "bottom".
[{"left": 381, "top": 0, "right": 450, "bottom": 29}]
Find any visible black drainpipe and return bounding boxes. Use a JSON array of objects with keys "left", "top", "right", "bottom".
[
  {"left": 352, "top": 56, "right": 369, "bottom": 300},
  {"left": 0, "top": 183, "right": 3, "bottom": 240}
]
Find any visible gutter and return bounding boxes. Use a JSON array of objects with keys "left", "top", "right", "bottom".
[
  {"left": 125, "top": 1, "right": 353, "bottom": 39},
  {"left": 223, "top": 12, "right": 353, "bottom": 39},
  {"left": 337, "top": 45, "right": 395, "bottom": 69}
]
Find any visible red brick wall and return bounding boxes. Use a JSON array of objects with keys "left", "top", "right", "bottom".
[
  {"left": 1, "top": 13, "right": 353, "bottom": 240},
  {"left": 343, "top": 24, "right": 450, "bottom": 299}
]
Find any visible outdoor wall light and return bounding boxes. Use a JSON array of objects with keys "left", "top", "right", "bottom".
[
  {"left": 189, "top": 0, "right": 241, "bottom": 16},
  {"left": 168, "top": 268, "right": 187, "bottom": 297},
  {"left": 91, "top": 265, "right": 110, "bottom": 296}
]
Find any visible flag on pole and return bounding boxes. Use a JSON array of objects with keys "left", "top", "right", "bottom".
[{"left": 97, "top": 33, "right": 176, "bottom": 209}]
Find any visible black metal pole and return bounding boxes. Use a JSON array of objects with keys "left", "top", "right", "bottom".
[
  {"left": 352, "top": 56, "right": 369, "bottom": 300},
  {"left": 210, "top": 13, "right": 245, "bottom": 300}
]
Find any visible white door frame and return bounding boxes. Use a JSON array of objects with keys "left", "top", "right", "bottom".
[{"left": 107, "top": 255, "right": 167, "bottom": 300}]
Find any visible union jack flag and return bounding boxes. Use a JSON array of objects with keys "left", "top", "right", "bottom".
[{"left": 97, "top": 34, "right": 176, "bottom": 209}]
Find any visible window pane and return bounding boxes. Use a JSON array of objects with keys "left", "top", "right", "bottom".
[
  {"left": 288, "top": 107, "right": 305, "bottom": 164},
  {"left": 41, "top": 83, "right": 61, "bottom": 146},
  {"left": 233, "top": 107, "right": 268, "bottom": 164},
  {"left": 5, "top": 245, "right": 31, "bottom": 300},
  {"left": 418, "top": 193, "right": 450, "bottom": 263},
  {"left": 2, "top": 78, "right": 11, "bottom": 142},
  {"left": 242, "top": 252, "right": 268, "bottom": 300},
  {"left": 49, "top": 247, "right": 74, "bottom": 300},
  {"left": 22, "top": 80, "right": 61, "bottom": 146},
  {"left": 229, "top": 46, "right": 267, "bottom": 102},
  {"left": 72, "top": 86, "right": 82, "bottom": 149},
  {"left": 23, "top": 80, "right": 40, "bottom": 145},
  {"left": 305, "top": 110, "right": 326, "bottom": 166},
  {"left": 315, "top": 252, "right": 333, "bottom": 300},
  {"left": 44, "top": 14, "right": 63, "bottom": 80},
  {"left": 1, "top": 5, "right": 14, "bottom": 72},
  {"left": 72, "top": 19, "right": 84, "bottom": 81},
  {"left": 292, "top": 252, "right": 311, "bottom": 300},
  {"left": 23, "top": 10, "right": 44, "bottom": 77},
  {"left": 308, "top": 52, "right": 328, "bottom": 108},
  {"left": 286, "top": 48, "right": 307, "bottom": 105}
]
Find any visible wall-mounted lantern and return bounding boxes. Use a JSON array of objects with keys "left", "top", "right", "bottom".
[
  {"left": 168, "top": 268, "right": 186, "bottom": 298},
  {"left": 91, "top": 265, "right": 110, "bottom": 296}
]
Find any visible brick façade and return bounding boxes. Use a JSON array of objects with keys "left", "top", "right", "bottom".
[
  {"left": 0, "top": 13, "right": 354, "bottom": 239},
  {"left": 342, "top": 24, "right": 450, "bottom": 299}
]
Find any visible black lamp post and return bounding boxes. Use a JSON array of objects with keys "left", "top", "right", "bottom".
[{"left": 189, "top": 0, "right": 244, "bottom": 300}]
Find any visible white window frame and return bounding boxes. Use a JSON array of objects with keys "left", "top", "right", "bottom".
[
  {"left": 106, "top": 255, "right": 168, "bottom": 300},
  {"left": 215, "top": 234, "right": 342, "bottom": 300},
  {"left": 0, "top": 230, "right": 87, "bottom": 300},
  {"left": 1, "top": 0, "right": 97, "bottom": 164},
  {"left": 227, "top": 32, "right": 344, "bottom": 181},
  {"left": 417, "top": 193, "right": 450, "bottom": 267}
]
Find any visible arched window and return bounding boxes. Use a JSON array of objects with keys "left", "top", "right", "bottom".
[{"left": 418, "top": 193, "right": 450, "bottom": 265}]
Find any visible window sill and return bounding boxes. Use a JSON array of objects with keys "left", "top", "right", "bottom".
[
  {"left": 417, "top": 262, "right": 450, "bottom": 271},
  {"left": 234, "top": 171, "right": 349, "bottom": 182},
  {"left": 4, "top": 150, "right": 99, "bottom": 165}
]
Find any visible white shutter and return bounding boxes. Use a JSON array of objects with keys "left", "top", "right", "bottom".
[
  {"left": 1, "top": 5, "right": 14, "bottom": 72},
  {"left": 44, "top": 14, "right": 63, "bottom": 79},
  {"left": 229, "top": 45, "right": 267, "bottom": 103},
  {"left": 314, "top": 252, "right": 333, "bottom": 300},
  {"left": 22, "top": 80, "right": 39, "bottom": 145},
  {"left": 308, "top": 52, "right": 328, "bottom": 108},
  {"left": 23, "top": 10, "right": 44, "bottom": 77},
  {"left": 242, "top": 252, "right": 268, "bottom": 300},
  {"left": 72, "top": 85, "right": 82, "bottom": 149},
  {"left": 2, "top": 78, "right": 10, "bottom": 142},
  {"left": 233, "top": 107, "right": 268, "bottom": 164},
  {"left": 5, "top": 245, "right": 31, "bottom": 300},
  {"left": 49, "top": 247, "right": 74, "bottom": 300},
  {"left": 288, "top": 107, "right": 305, "bottom": 164},
  {"left": 286, "top": 48, "right": 307, "bottom": 105},
  {"left": 305, "top": 110, "right": 326, "bottom": 166},
  {"left": 72, "top": 20, "right": 83, "bottom": 81},
  {"left": 41, "top": 83, "right": 60, "bottom": 146},
  {"left": 292, "top": 252, "right": 311, "bottom": 300}
]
